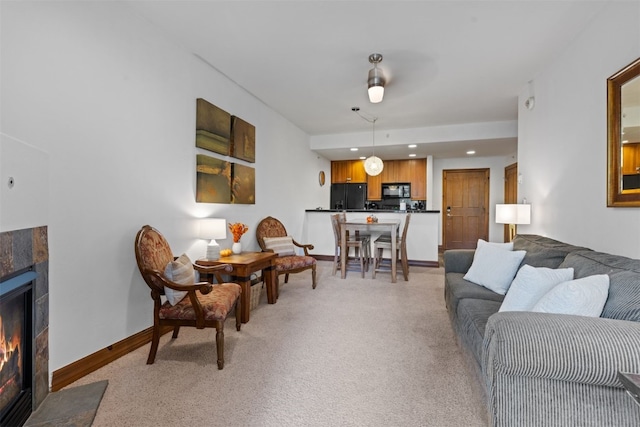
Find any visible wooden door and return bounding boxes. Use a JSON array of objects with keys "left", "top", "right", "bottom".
[
  {"left": 503, "top": 163, "right": 518, "bottom": 242},
  {"left": 443, "top": 169, "right": 489, "bottom": 249}
]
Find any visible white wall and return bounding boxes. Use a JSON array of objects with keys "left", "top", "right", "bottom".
[
  {"left": 432, "top": 154, "right": 517, "bottom": 245},
  {"left": 0, "top": 134, "right": 49, "bottom": 230},
  {"left": 0, "top": 2, "right": 330, "bottom": 374},
  {"left": 517, "top": 1, "right": 640, "bottom": 258}
]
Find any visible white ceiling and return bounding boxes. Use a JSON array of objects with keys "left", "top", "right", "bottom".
[{"left": 126, "top": 0, "right": 609, "bottom": 160}]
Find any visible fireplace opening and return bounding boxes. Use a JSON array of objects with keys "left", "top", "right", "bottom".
[{"left": 0, "top": 268, "right": 36, "bottom": 427}]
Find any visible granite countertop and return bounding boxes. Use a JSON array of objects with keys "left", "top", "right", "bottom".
[{"left": 306, "top": 208, "right": 440, "bottom": 213}]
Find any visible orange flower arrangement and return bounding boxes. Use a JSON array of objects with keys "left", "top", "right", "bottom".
[{"left": 228, "top": 222, "right": 249, "bottom": 243}]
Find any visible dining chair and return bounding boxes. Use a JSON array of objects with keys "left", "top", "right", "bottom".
[
  {"left": 372, "top": 213, "right": 411, "bottom": 280},
  {"left": 330, "top": 213, "right": 370, "bottom": 277}
]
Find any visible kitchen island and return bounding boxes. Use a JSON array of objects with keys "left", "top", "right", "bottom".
[{"left": 303, "top": 209, "right": 440, "bottom": 267}]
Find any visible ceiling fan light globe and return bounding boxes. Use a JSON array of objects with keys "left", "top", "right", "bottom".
[
  {"left": 364, "top": 156, "right": 384, "bottom": 176},
  {"left": 368, "top": 85, "right": 384, "bottom": 103}
]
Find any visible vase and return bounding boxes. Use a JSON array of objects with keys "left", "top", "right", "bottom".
[{"left": 232, "top": 242, "right": 242, "bottom": 254}]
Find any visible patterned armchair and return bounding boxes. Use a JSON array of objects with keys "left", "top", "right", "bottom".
[
  {"left": 134, "top": 225, "right": 242, "bottom": 369},
  {"left": 255, "top": 216, "right": 317, "bottom": 289}
]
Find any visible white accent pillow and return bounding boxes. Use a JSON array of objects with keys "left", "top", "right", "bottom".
[
  {"left": 463, "top": 244, "right": 526, "bottom": 295},
  {"left": 163, "top": 253, "right": 195, "bottom": 305},
  {"left": 531, "top": 274, "right": 610, "bottom": 317},
  {"left": 499, "top": 265, "right": 574, "bottom": 312},
  {"left": 477, "top": 238, "right": 514, "bottom": 251},
  {"left": 263, "top": 236, "right": 296, "bottom": 256}
]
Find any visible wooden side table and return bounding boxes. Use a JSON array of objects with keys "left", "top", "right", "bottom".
[{"left": 196, "top": 252, "right": 277, "bottom": 324}]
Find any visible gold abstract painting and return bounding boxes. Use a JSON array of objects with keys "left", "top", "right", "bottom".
[
  {"left": 196, "top": 98, "right": 231, "bottom": 155},
  {"left": 196, "top": 154, "right": 231, "bottom": 203},
  {"left": 231, "top": 115, "right": 256, "bottom": 163},
  {"left": 231, "top": 163, "right": 255, "bottom": 204}
]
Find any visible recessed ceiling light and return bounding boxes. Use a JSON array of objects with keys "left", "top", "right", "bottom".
[
  {"left": 467, "top": 150, "right": 476, "bottom": 155},
  {"left": 408, "top": 144, "right": 417, "bottom": 148},
  {"left": 409, "top": 153, "right": 416, "bottom": 157},
  {"left": 359, "top": 156, "right": 366, "bottom": 160},
  {"left": 350, "top": 148, "right": 358, "bottom": 151}
]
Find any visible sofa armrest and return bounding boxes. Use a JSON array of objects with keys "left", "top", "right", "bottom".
[
  {"left": 443, "top": 249, "right": 475, "bottom": 274},
  {"left": 483, "top": 311, "right": 640, "bottom": 388}
]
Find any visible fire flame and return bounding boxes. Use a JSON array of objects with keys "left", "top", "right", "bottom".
[{"left": 0, "top": 315, "right": 21, "bottom": 374}]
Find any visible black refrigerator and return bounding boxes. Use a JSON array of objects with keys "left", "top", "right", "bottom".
[{"left": 330, "top": 183, "right": 367, "bottom": 210}]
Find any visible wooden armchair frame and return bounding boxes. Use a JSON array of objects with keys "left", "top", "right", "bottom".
[
  {"left": 135, "top": 225, "right": 241, "bottom": 369},
  {"left": 255, "top": 216, "right": 317, "bottom": 289}
]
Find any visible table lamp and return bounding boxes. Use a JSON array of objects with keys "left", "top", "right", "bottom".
[
  {"left": 496, "top": 204, "right": 531, "bottom": 242},
  {"left": 199, "top": 218, "right": 227, "bottom": 260}
]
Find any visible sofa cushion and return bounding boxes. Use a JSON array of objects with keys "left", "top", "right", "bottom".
[
  {"left": 445, "top": 272, "right": 504, "bottom": 317},
  {"left": 463, "top": 242, "right": 526, "bottom": 295},
  {"left": 560, "top": 250, "right": 640, "bottom": 278},
  {"left": 446, "top": 273, "right": 506, "bottom": 302},
  {"left": 513, "top": 234, "right": 591, "bottom": 268},
  {"left": 560, "top": 251, "right": 640, "bottom": 321},
  {"left": 456, "top": 299, "right": 502, "bottom": 365},
  {"left": 602, "top": 270, "right": 640, "bottom": 321},
  {"left": 499, "top": 265, "right": 574, "bottom": 312},
  {"left": 531, "top": 275, "right": 610, "bottom": 317}
]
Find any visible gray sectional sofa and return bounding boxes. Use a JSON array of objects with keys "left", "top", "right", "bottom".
[{"left": 444, "top": 234, "right": 640, "bottom": 426}]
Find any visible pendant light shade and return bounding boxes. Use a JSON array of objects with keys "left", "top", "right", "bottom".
[
  {"left": 364, "top": 155, "right": 384, "bottom": 176},
  {"left": 367, "top": 53, "right": 385, "bottom": 104}
]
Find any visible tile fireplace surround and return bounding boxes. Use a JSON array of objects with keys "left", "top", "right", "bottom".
[{"left": 0, "top": 226, "right": 50, "bottom": 414}]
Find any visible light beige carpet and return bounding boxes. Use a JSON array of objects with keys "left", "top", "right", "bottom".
[{"left": 67, "top": 261, "right": 487, "bottom": 426}]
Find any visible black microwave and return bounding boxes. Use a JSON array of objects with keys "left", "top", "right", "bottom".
[{"left": 382, "top": 183, "right": 411, "bottom": 198}]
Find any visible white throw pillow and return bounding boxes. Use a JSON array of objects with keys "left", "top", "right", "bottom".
[
  {"left": 531, "top": 274, "right": 610, "bottom": 317},
  {"left": 463, "top": 244, "right": 526, "bottom": 295},
  {"left": 477, "top": 238, "right": 514, "bottom": 251},
  {"left": 163, "top": 253, "right": 195, "bottom": 305},
  {"left": 263, "top": 236, "right": 296, "bottom": 256},
  {"left": 499, "top": 265, "right": 574, "bottom": 312}
]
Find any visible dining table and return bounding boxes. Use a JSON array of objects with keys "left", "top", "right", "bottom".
[{"left": 340, "top": 219, "right": 401, "bottom": 283}]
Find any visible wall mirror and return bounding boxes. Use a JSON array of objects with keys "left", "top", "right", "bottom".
[{"left": 608, "top": 57, "right": 640, "bottom": 207}]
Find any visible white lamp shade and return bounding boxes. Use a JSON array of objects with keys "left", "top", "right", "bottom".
[
  {"left": 368, "top": 85, "right": 384, "bottom": 103},
  {"left": 199, "top": 218, "right": 227, "bottom": 240},
  {"left": 364, "top": 156, "right": 384, "bottom": 176},
  {"left": 495, "top": 204, "right": 531, "bottom": 225}
]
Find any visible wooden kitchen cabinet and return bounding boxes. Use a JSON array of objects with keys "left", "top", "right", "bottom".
[
  {"left": 381, "top": 160, "right": 398, "bottom": 183},
  {"left": 367, "top": 173, "right": 382, "bottom": 200},
  {"left": 334, "top": 158, "right": 427, "bottom": 200},
  {"left": 623, "top": 143, "right": 640, "bottom": 175},
  {"left": 409, "top": 158, "right": 427, "bottom": 200},
  {"left": 331, "top": 160, "right": 366, "bottom": 183}
]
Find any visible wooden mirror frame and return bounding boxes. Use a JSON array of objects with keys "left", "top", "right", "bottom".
[{"left": 607, "top": 57, "right": 640, "bottom": 207}]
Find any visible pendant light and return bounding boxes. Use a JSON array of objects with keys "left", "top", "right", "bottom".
[
  {"left": 367, "top": 53, "right": 385, "bottom": 103},
  {"left": 352, "top": 107, "right": 384, "bottom": 176},
  {"left": 364, "top": 117, "right": 384, "bottom": 176}
]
